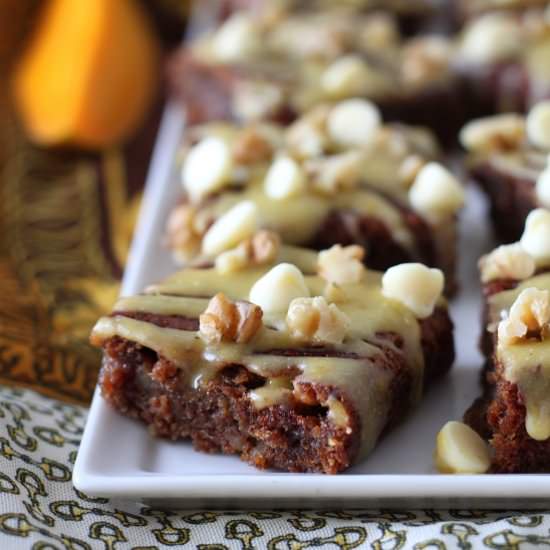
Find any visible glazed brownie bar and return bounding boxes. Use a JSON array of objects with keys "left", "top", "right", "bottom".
[
  {"left": 166, "top": 100, "right": 464, "bottom": 293},
  {"left": 167, "top": 8, "right": 464, "bottom": 144},
  {"left": 454, "top": 11, "right": 550, "bottom": 117},
  {"left": 91, "top": 245, "right": 454, "bottom": 473},
  {"left": 465, "top": 210, "right": 550, "bottom": 472},
  {"left": 461, "top": 101, "right": 550, "bottom": 243}
]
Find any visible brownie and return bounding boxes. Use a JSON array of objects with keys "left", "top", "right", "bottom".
[
  {"left": 453, "top": 0, "right": 549, "bottom": 23},
  {"left": 461, "top": 109, "right": 547, "bottom": 243},
  {"left": 166, "top": 106, "right": 464, "bottom": 294},
  {"left": 465, "top": 223, "right": 550, "bottom": 472},
  {"left": 91, "top": 247, "right": 454, "bottom": 474},
  {"left": 166, "top": 8, "right": 464, "bottom": 145},
  {"left": 453, "top": 10, "right": 550, "bottom": 118}
]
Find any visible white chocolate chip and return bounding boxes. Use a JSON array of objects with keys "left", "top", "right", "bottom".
[
  {"left": 321, "top": 55, "right": 374, "bottom": 98},
  {"left": 305, "top": 151, "right": 365, "bottom": 195},
  {"left": 459, "top": 13, "right": 522, "bottom": 64},
  {"left": 264, "top": 155, "right": 306, "bottom": 200},
  {"left": 215, "top": 246, "right": 249, "bottom": 274},
  {"left": 285, "top": 107, "right": 330, "bottom": 159},
  {"left": 317, "top": 244, "right": 365, "bottom": 285},
  {"left": 527, "top": 101, "right": 550, "bottom": 150},
  {"left": 459, "top": 114, "right": 525, "bottom": 153},
  {"left": 327, "top": 98, "right": 382, "bottom": 148},
  {"left": 536, "top": 164, "right": 550, "bottom": 208},
  {"left": 249, "top": 263, "right": 310, "bottom": 313},
  {"left": 479, "top": 243, "right": 536, "bottom": 283},
  {"left": 232, "top": 80, "right": 285, "bottom": 122},
  {"left": 520, "top": 208, "right": 550, "bottom": 265},
  {"left": 409, "top": 163, "right": 465, "bottom": 221},
  {"left": 382, "top": 263, "right": 444, "bottom": 319},
  {"left": 182, "top": 137, "right": 233, "bottom": 202},
  {"left": 202, "top": 201, "right": 258, "bottom": 256},
  {"left": 435, "top": 421, "right": 491, "bottom": 474},
  {"left": 498, "top": 287, "right": 550, "bottom": 346},
  {"left": 286, "top": 296, "right": 350, "bottom": 345},
  {"left": 212, "top": 13, "right": 260, "bottom": 63}
]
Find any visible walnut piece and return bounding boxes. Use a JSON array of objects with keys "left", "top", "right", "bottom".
[
  {"left": 498, "top": 287, "right": 550, "bottom": 346},
  {"left": 305, "top": 151, "right": 365, "bottom": 195},
  {"left": 286, "top": 296, "right": 350, "bottom": 345},
  {"left": 165, "top": 204, "right": 202, "bottom": 263},
  {"left": 479, "top": 243, "right": 536, "bottom": 283},
  {"left": 232, "top": 126, "right": 274, "bottom": 165},
  {"left": 199, "top": 292, "right": 263, "bottom": 344},
  {"left": 459, "top": 114, "right": 525, "bottom": 153},
  {"left": 401, "top": 36, "right": 451, "bottom": 86},
  {"left": 317, "top": 244, "right": 365, "bottom": 285},
  {"left": 215, "top": 230, "right": 281, "bottom": 274}
]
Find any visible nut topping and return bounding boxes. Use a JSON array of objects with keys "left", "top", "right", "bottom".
[
  {"left": 527, "top": 101, "right": 550, "bottom": 150},
  {"left": 286, "top": 296, "right": 350, "bottom": 345},
  {"left": 479, "top": 243, "right": 536, "bottom": 283},
  {"left": 200, "top": 292, "right": 263, "bottom": 344},
  {"left": 317, "top": 244, "right": 365, "bottom": 285},
  {"left": 498, "top": 287, "right": 550, "bottom": 346},
  {"left": 459, "top": 114, "right": 525, "bottom": 153}
]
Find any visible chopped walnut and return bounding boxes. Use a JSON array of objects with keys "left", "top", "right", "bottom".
[
  {"left": 232, "top": 80, "right": 285, "bottom": 122},
  {"left": 286, "top": 106, "right": 330, "bottom": 159},
  {"left": 401, "top": 37, "right": 452, "bottom": 86},
  {"left": 305, "top": 151, "right": 365, "bottom": 195},
  {"left": 165, "top": 204, "right": 202, "bottom": 262},
  {"left": 232, "top": 127, "right": 274, "bottom": 165},
  {"left": 498, "top": 288, "right": 550, "bottom": 346},
  {"left": 215, "top": 230, "right": 281, "bottom": 274},
  {"left": 317, "top": 244, "right": 366, "bottom": 285},
  {"left": 479, "top": 243, "right": 536, "bottom": 283},
  {"left": 459, "top": 114, "right": 526, "bottom": 153},
  {"left": 200, "top": 293, "right": 263, "bottom": 344},
  {"left": 286, "top": 296, "right": 350, "bottom": 345}
]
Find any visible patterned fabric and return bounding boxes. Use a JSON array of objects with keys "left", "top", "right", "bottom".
[{"left": 0, "top": 385, "right": 547, "bottom": 549}]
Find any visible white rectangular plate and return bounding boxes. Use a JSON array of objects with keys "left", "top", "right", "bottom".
[{"left": 73, "top": 103, "right": 550, "bottom": 508}]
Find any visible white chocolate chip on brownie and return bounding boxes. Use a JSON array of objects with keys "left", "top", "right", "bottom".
[
  {"left": 202, "top": 201, "right": 258, "bottom": 256},
  {"left": 321, "top": 55, "right": 376, "bottom": 99},
  {"left": 435, "top": 421, "right": 491, "bottom": 474},
  {"left": 382, "top": 263, "right": 444, "bottom": 319},
  {"left": 479, "top": 243, "right": 536, "bottom": 283},
  {"left": 327, "top": 98, "right": 382, "bottom": 148},
  {"left": 249, "top": 263, "right": 310, "bottom": 313},
  {"left": 459, "top": 13, "right": 522, "bottom": 64},
  {"left": 264, "top": 155, "right": 306, "bottom": 200},
  {"left": 212, "top": 13, "right": 260, "bottom": 63},
  {"left": 182, "top": 137, "right": 233, "bottom": 202},
  {"left": 409, "top": 162, "right": 465, "bottom": 221},
  {"left": 527, "top": 101, "right": 550, "bottom": 150},
  {"left": 536, "top": 163, "right": 550, "bottom": 208},
  {"left": 520, "top": 208, "right": 550, "bottom": 265}
]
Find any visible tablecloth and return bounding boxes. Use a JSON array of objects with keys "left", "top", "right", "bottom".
[{"left": 1, "top": 2, "right": 550, "bottom": 548}]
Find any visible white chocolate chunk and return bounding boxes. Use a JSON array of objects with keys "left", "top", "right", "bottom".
[
  {"left": 212, "top": 13, "right": 260, "bottom": 63},
  {"left": 286, "top": 296, "right": 350, "bottom": 345},
  {"left": 409, "top": 162, "right": 465, "bottom": 221},
  {"left": 459, "top": 114, "right": 525, "bottom": 153},
  {"left": 382, "top": 263, "right": 444, "bottom": 319},
  {"left": 202, "top": 201, "right": 258, "bottom": 256},
  {"left": 327, "top": 98, "right": 382, "bottom": 148},
  {"left": 249, "top": 263, "right": 310, "bottom": 313},
  {"left": 435, "top": 421, "right": 491, "bottom": 474},
  {"left": 479, "top": 243, "right": 536, "bottom": 283},
  {"left": 459, "top": 13, "right": 522, "bottom": 64},
  {"left": 264, "top": 155, "right": 306, "bottom": 200},
  {"left": 536, "top": 164, "right": 550, "bottom": 208},
  {"left": 520, "top": 208, "right": 550, "bottom": 265},
  {"left": 182, "top": 137, "right": 233, "bottom": 202},
  {"left": 321, "top": 55, "right": 372, "bottom": 98},
  {"left": 527, "top": 101, "right": 550, "bottom": 150}
]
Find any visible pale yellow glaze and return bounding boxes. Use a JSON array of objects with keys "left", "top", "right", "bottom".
[
  {"left": 489, "top": 273, "right": 550, "bottom": 440},
  {"left": 92, "top": 247, "right": 432, "bottom": 459}
]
